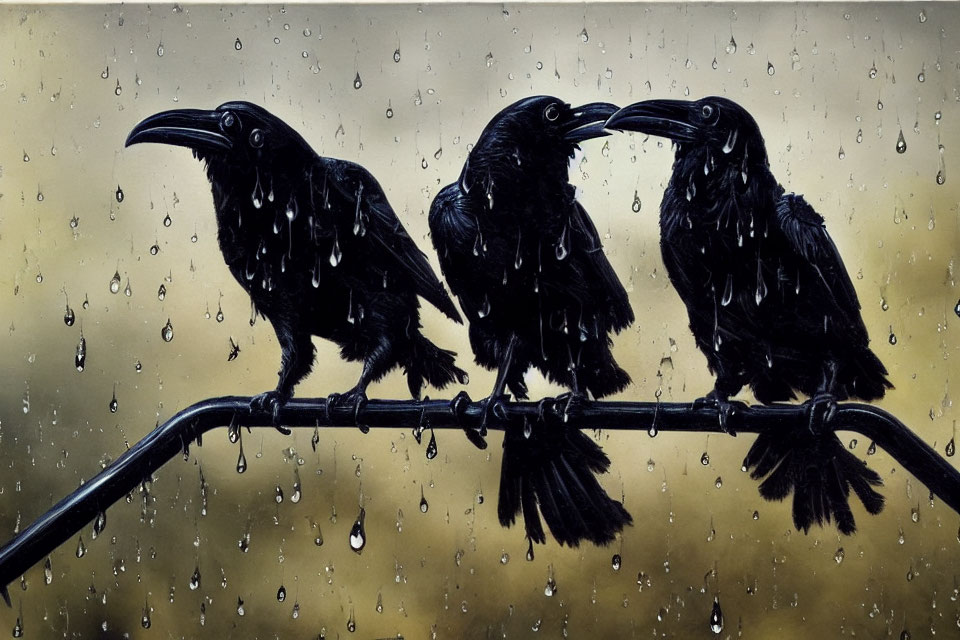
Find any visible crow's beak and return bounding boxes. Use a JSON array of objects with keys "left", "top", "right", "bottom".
[
  {"left": 125, "top": 109, "right": 232, "bottom": 151},
  {"left": 562, "top": 102, "right": 619, "bottom": 143},
  {"left": 604, "top": 100, "right": 699, "bottom": 142}
]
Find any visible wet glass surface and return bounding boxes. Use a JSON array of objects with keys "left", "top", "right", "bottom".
[{"left": 0, "top": 3, "right": 957, "bottom": 638}]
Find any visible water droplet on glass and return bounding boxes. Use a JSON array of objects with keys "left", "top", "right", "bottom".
[
  {"left": 869, "top": 63, "right": 878, "bottom": 79},
  {"left": 157, "top": 42, "right": 164, "bottom": 56},
  {"left": 425, "top": 429, "right": 438, "bottom": 459},
  {"left": 76, "top": 535, "right": 86, "bottom": 558},
  {"left": 75, "top": 336, "right": 87, "bottom": 371},
  {"left": 109, "top": 271, "right": 121, "bottom": 294},
  {"left": 109, "top": 391, "right": 118, "bottom": 414},
  {"left": 419, "top": 487, "right": 429, "bottom": 513},
  {"left": 896, "top": 129, "right": 907, "bottom": 153},
  {"left": 544, "top": 575, "right": 557, "bottom": 597},
  {"left": 277, "top": 585, "right": 286, "bottom": 602},
  {"left": 12, "top": 618, "right": 23, "bottom": 637},
  {"left": 867, "top": 441, "right": 877, "bottom": 455},
  {"left": 766, "top": 61, "right": 775, "bottom": 76},
  {"left": 946, "top": 437, "right": 955, "bottom": 457},
  {"left": 43, "top": 557, "right": 53, "bottom": 584},
  {"left": 163, "top": 213, "right": 172, "bottom": 227},
  {"left": 709, "top": 596, "right": 723, "bottom": 633},
  {"left": 234, "top": 37, "right": 242, "bottom": 50},
  {"left": 725, "top": 36, "right": 737, "bottom": 54},
  {"left": 349, "top": 508, "right": 366, "bottom": 553},
  {"left": 385, "top": 105, "right": 393, "bottom": 119},
  {"left": 631, "top": 191, "right": 641, "bottom": 213},
  {"left": 189, "top": 566, "right": 201, "bottom": 590},
  {"left": 611, "top": 554, "right": 622, "bottom": 571},
  {"left": 526, "top": 538, "right": 535, "bottom": 561},
  {"left": 161, "top": 319, "right": 174, "bottom": 342},
  {"left": 92, "top": 511, "right": 106, "bottom": 538},
  {"left": 64, "top": 305, "right": 75, "bottom": 326},
  {"left": 835, "top": 546, "right": 845, "bottom": 563},
  {"left": 837, "top": 145, "right": 845, "bottom": 160},
  {"left": 919, "top": 9, "right": 926, "bottom": 23},
  {"left": 711, "top": 57, "right": 718, "bottom": 70},
  {"left": 353, "top": 73, "right": 362, "bottom": 89},
  {"left": 157, "top": 284, "right": 166, "bottom": 301},
  {"left": 700, "top": 452, "right": 710, "bottom": 466},
  {"left": 889, "top": 330, "right": 897, "bottom": 345},
  {"left": 115, "top": 185, "right": 124, "bottom": 202},
  {"left": 579, "top": 27, "right": 589, "bottom": 43},
  {"left": 393, "top": 48, "right": 401, "bottom": 63}
]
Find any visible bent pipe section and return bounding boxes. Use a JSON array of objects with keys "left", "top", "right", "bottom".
[{"left": 0, "top": 395, "right": 956, "bottom": 601}]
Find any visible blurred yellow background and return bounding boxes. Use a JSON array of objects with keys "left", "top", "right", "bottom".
[{"left": 0, "top": 2, "right": 957, "bottom": 638}]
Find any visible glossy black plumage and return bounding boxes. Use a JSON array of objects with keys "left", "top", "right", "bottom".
[
  {"left": 126, "top": 101, "right": 467, "bottom": 419},
  {"left": 607, "top": 97, "right": 892, "bottom": 534},
  {"left": 430, "top": 96, "right": 634, "bottom": 546}
]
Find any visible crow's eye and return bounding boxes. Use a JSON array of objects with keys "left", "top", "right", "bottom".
[
  {"left": 544, "top": 103, "right": 560, "bottom": 122},
  {"left": 219, "top": 111, "right": 239, "bottom": 132},
  {"left": 249, "top": 128, "right": 264, "bottom": 148},
  {"left": 700, "top": 104, "right": 716, "bottom": 121}
]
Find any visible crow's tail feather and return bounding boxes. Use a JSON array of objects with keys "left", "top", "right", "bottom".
[
  {"left": 498, "top": 422, "right": 633, "bottom": 546},
  {"left": 743, "top": 427, "right": 884, "bottom": 535},
  {"left": 406, "top": 334, "right": 469, "bottom": 399}
]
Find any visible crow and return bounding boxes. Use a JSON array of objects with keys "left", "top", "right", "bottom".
[
  {"left": 126, "top": 101, "right": 467, "bottom": 428},
  {"left": 429, "top": 96, "right": 634, "bottom": 546},
  {"left": 606, "top": 97, "right": 892, "bottom": 534}
]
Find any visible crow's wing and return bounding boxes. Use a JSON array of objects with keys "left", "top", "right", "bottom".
[
  {"left": 568, "top": 198, "right": 634, "bottom": 332},
  {"left": 320, "top": 158, "right": 462, "bottom": 323},
  {"left": 775, "top": 193, "right": 868, "bottom": 342}
]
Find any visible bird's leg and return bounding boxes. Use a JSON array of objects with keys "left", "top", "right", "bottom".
[
  {"left": 326, "top": 360, "right": 375, "bottom": 432},
  {"left": 693, "top": 370, "right": 746, "bottom": 435},
  {"left": 474, "top": 334, "right": 519, "bottom": 442},
  {"left": 251, "top": 322, "right": 315, "bottom": 435},
  {"left": 806, "top": 361, "right": 839, "bottom": 435},
  {"left": 554, "top": 343, "right": 588, "bottom": 422}
]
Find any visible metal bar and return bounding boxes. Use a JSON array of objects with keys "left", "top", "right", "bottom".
[{"left": 0, "top": 395, "right": 956, "bottom": 603}]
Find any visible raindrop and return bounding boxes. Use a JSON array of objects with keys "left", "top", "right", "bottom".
[
  {"left": 43, "top": 557, "right": 53, "bottom": 584},
  {"left": 835, "top": 547, "right": 845, "bottom": 563},
  {"left": 115, "top": 79, "right": 122, "bottom": 96},
  {"left": 919, "top": 9, "right": 926, "bottom": 23},
  {"left": 353, "top": 72, "right": 362, "bottom": 89},
  {"left": 631, "top": 191, "right": 641, "bottom": 213},
  {"left": 22, "top": 151, "right": 29, "bottom": 162},
  {"left": 856, "top": 129, "right": 863, "bottom": 143},
  {"left": 889, "top": 330, "right": 897, "bottom": 345},
  {"left": 385, "top": 105, "right": 393, "bottom": 119},
  {"left": 76, "top": 536, "right": 86, "bottom": 558},
  {"left": 115, "top": 185, "right": 124, "bottom": 202},
  {"left": 234, "top": 37, "right": 242, "bottom": 50},
  {"left": 93, "top": 511, "right": 106, "bottom": 538},
  {"left": 216, "top": 305, "right": 224, "bottom": 323},
  {"left": 725, "top": 36, "right": 737, "bottom": 54},
  {"left": 349, "top": 508, "right": 366, "bottom": 553},
  {"left": 946, "top": 437, "right": 955, "bottom": 457},
  {"left": 555, "top": 225, "right": 569, "bottom": 260},
  {"left": 189, "top": 566, "right": 201, "bottom": 590},
  {"left": 867, "top": 441, "right": 877, "bottom": 455},
  {"left": 347, "top": 609, "right": 356, "bottom": 632},
  {"left": 109, "top": 389, "right": 118, "bottom": 413},
  {"left": 868, "top": 63, "right": 878, "bottom": 79},
  {"left": 766, "top": 61, "right": 775, "bottom": 76},
  {"left": 419, "top": 487, "right": 429, "bottom": 513},
  {"left": 329, "top": 235, "right": 342, "bottom": 267},
  {"left": 711, "top": 57, "right": 718, "bottom": 70},
  {"left": 75, "top": 335, "right": 87, "bottom": 371},
  {"left": 526, "top": 538, "right": 535, "bottom": 561},
  {"left": 109, "top": 271, "right": 121, "bottom": 294},
  {"left": 721, "top": 274, "right": 733, "bottom": 306},
  {"left": 64, "top": 306, "right": 75, "bottom": 326},
  {"left": 161, "top": 319, "right": 174, "bottom": 342},
  {"left": 755, "top": 261, "right": 767, "bottom": 305},
  {"left": 277, "top": 585, "right": 286, "bottom": 602},
  {"left": 579, "top": 27, "right": 589, "bottom": 43},
  {"left": 838, "top": 145, "right": 845, "bottom": 160},
  {"left": 425, "top": 429, "right": 438, "bottom": 459},
  {"left": 275, "top": 485, "right": 284, "bottom": 503},
  {"left": 12, "top": 618, "right": 22, "bottom": 637},
  {"left": 163, "top": 213, "right": 172, "bottom": 227},
  {"left": 478, "top": 295, "right": 491, "bottom": 318},
  {"left": 141, "top": 603, "right": 151, "bottom": 628},
  {"left": 544, "top": 574, "right": 557, "bottom": 597},
  {"left": 150, "top": 243, "right": 159, "bottom": 255},
  {"left": 611, "top": 554, "right": 622, "bottom": 571},
  {"left": 709, "top": 596, "right": 723, "bottom": 634},
  {"left": 393, "top": 48, "right": 401, "bottom": 63},
  {"left": 896, "top": 130, "right": 907, "bottom": 153},
  {"left": 157, "top": 284, "right": 166, "bottom": 301},
  {"left": 700, "top": 452, "right": 710, "bottom": 466},
  {"left": 157, "top": 42, "right": 164, "bottom": 56},
  {"left": 236, "top": 442, "right": 247, "bottom": 474},
  {"left": 236, "top": 597, "right": 245, "bottom": 616}
]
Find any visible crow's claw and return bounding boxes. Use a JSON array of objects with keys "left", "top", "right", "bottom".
[
  {"left": 250, "top": 391, "right": 292, "bottom": 435},
  {"left": 692, "top": 392, "right": 744, "bottom": 435},
  {"left": 326, "top": 389, "right": 368, "bottom": 432},
  {"left": 805, "top": 393, "right": 837, "bottom": 435},
  {"left": 554, "top": 391, "right": 588, "bottom": 422}
]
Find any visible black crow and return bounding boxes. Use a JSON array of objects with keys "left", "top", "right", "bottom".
[
  {"left": 430, "top": 96, "right": 634, "bottom": 546},
  {"left": 606, "top": 97, "right": 892, "bottom": 534},
  {"left": 126, "top": 102, "right": 467, "bottom": 427}
]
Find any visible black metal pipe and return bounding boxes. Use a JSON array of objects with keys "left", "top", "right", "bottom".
[{"left": 0, "top": 395, "right": 956, "bottom": 604}]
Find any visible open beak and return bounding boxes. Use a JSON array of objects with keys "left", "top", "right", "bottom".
[
  {"left": 125, "top": 109, "right": 232, "bottom": 151},
  {"left": 604, "top": 99, "right": 699, "bottom": 142},
  {"left": 562, "top": 102, "right": 619, "bottom": 143}
]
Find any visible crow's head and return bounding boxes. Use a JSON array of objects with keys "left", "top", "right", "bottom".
[
  {"left": 126, "top": 101, "right": 310, "bottom": 169},
  {"left": 605, "top": 96, "right": 767, "bottom": 163},
  {"left": 465, "top": 96, "right": 617, "bottom": 188}
]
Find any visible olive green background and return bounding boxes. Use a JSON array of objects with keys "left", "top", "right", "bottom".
[{"left": 0, "top": 2, "right": 957, "bottom": 638}]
